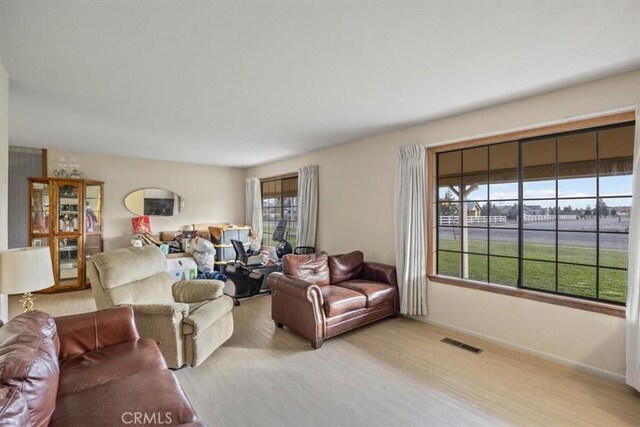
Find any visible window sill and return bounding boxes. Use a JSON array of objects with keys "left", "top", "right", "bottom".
[{"left": 427, "top": 274, "right": 625, "bottom": 318}]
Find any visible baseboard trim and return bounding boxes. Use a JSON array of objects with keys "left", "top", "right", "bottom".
[{"left": 412, "top": 316, "right": 625, "bottom": 384}]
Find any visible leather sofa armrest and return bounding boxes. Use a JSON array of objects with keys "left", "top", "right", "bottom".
[
  {"left": 172, "top": 280, "right": 225, "bottom": 303},
  {"left": 267, "top": 272, "right": 324, "bottom": 305},
  {"left": 361, "top": 262, "right": 398, "bottom": 288},
  {"left": 269, "top": 272, "right": 326, "bottom": 348},
  {"left": 56, "top": 307, "right": 140, "bottom": 359},
  {"left": 0, "top": 387, "right": 31, "bottom": 426}
]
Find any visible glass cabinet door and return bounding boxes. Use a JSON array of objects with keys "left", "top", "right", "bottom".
[
  {"left": 84, "top": 183, "right": 103, "bottom": 285},
  {"left": 84, "top": 184, "right": 102, "bottom": 233},
  {"left": 57, "top": 236, "right": 80, "bottom": 289},
  {"left": 30, "top": 181, "right": 50, "bottom": 234},
  {"left": 84, "top": 234, "right": 102, "bottom": 284},
  {"left": 57, "top": 183, "right": 81, "bottom": 233}
]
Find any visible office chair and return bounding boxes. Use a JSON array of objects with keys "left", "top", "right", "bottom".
[
  {"left": 230, "top": 239, "right": 263, "bottom": 266},
  {"left": 230, "top": 239, "right": 248, "bottom": 264},
  {"left": 227, "top": 239, "right": 268, "bottom": 306},
  {"left": 293, "top": 246, "right": 315, "bottom": 255}
]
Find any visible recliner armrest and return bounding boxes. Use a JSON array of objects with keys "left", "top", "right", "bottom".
[
  {"left": 124, "top": 303, "right": 190, "bottom": 368},
  {"left": 172, "top": 280, "right": 225, "bottom": 303},
  {"left": 182, "top": 295, "right": 234, "bottom": 336},
  {"left": 361, "top": 262, "right": 398, "bottom": 288},
  {"left": 267, "top": 272, "right": 324, "bottom": 305},
  {"left": 56, "top": 307, "right": 140, "bottom": 359},
  {"left": 128, "top": 302, "right": 190, "bottom": 317}
]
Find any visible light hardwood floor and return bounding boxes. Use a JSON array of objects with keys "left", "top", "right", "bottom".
[{"left": 12, "top": 291, "right": 640, "bottom": 426}]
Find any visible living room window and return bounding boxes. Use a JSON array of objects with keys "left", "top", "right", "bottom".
[
  {"left": 431, "top": 116, "right": 635, "bottom": 310},
  {"left": 261, "top": 175, "right": 298, "bottom": 247}
]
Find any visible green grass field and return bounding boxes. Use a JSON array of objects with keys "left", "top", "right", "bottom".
[{"left": 438, "top": 239, "right": 627, "bottom": 303}]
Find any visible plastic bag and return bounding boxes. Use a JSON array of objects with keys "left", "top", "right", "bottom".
[
  {"left": 249, "top": 235, "right": 261, "bottom": 252},
  {"left": 193, "top": 236, "right": 214, "bottom": 253}
]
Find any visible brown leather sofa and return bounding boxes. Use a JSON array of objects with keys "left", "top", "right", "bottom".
[
  {"left": 268, "top": 251, "right": 399, "bottom": 348},
  {"left": 0, "top": 307, "right": 206, "bottom": 426}
]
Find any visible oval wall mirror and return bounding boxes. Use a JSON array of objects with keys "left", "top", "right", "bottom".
[{"left": 124, "top": 188, "right": 185, "bottom": 217}]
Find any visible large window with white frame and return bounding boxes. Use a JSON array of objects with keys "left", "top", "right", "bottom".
[
  {"left": 435, "top": 120, "right": 635, "bottom": 306},
  {"left": 261, "top": 175, "right": 298, "bottom": 247}
]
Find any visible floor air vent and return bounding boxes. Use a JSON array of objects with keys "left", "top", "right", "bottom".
[{"left": 441, "top": 337, "right": 483, "bottom": 354}]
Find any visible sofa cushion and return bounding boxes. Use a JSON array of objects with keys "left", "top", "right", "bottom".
[
  {"left": 338, "top": 279, "right": 397, "bottom": 307},
  {"left": 283, "top": 253, "right": 330, "bottom": 286},
  {"left": 50, "top": 369, "right": 198, "bottom": 427},
  {"left": 0, "top": 311, "right": 59, "bottom": 427},
  {"left": 57, "top": 338, "right": 167, "bottom": 396},
  {"left": 320, "top": 285, "right": 367, "bottom": 317},
  {"left": 328, "top": 251, "right": 364, "bottom": 284}
]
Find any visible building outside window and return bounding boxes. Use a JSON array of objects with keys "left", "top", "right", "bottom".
[{"left": 435, "top": 122, "right": 635, "bottom": 305}]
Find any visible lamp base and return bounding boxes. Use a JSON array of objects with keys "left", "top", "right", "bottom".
[{"left": 19, "top": 292, "right": 36, "bottom": 313}]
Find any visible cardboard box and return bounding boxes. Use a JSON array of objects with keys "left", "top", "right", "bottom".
[{"left": 166, "top": 257, "right": 198, "bottom": 283}]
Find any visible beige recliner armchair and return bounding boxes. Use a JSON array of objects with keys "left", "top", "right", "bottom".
[{"left": 88, "top": 245, "right": 234, "bottom": 368}]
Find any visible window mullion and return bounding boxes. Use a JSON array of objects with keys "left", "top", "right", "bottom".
[
  {"left": 460, "top": 150, "right": 466, "bottom": 279},
  {"left": 517, "top": 140, "right": 523, "bottom": 289},
  {"left": 596, "top": 130, "right": 601, "bottom": 299},
  {"left": 487, "top": 146, "right": 490, "bottom": 284},
  {"left": 555, "top": 137, "right": 559, "bottom": 293}
]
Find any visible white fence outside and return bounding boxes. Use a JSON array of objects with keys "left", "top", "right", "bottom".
[
  {"left": 523, "top": 214, "right": 577, "bottom": 222},
  {"left": 438, "top": 215, "right": 506, "bottom": 226},
  {"left": 438, "top": 214, "right": 578, "bottom": 226}
]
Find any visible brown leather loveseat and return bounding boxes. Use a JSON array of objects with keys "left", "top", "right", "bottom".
[
  {"left": 268, "top": 251, "right": 399, "bottom": 348},
  {"left": 0, "top": 307, "right": 205, "bottom": 426}
]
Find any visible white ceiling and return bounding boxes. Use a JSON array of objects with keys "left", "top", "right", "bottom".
[{"left": 1, "top": 1, "right": 639, "bottom": 168}]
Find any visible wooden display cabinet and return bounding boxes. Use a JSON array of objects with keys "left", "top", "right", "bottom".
[{"left": 28, "top": 178, "right": 104, "bottom": 293}]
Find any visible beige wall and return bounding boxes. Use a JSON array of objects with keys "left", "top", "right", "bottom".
[
  {"left": 248, "top": 69, "right": 640, "bottom": 379},
  {"left": 47, "top": 149, "right": 246, "bottom": 251},
  {"left": 0, "top": 61, "right": 8, "bottom": 321}
]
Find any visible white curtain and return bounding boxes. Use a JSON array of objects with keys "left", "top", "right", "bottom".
[
  {"left": 245, "top": 177, "right": 262, "bottom": 244},
  {"left": 395, "top": 145, "right": 427, "bottom": 315},
  {"left": 297, "top": 165, "right": 319, "bottom": 247},
  {"left": 627, "top": 105, "right": 640, "bottom": 391}
]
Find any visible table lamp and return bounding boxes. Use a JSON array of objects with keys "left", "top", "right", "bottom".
[
  {"left": 0, "top": 247, "right": 54, "bottom": 313},
  {"left": 131, "top": 216, "right": 151, "bottom": 234}
]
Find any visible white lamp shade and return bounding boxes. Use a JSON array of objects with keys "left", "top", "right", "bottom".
[{"left": 0, "top": 247, "right": 54, "bottom": 294}]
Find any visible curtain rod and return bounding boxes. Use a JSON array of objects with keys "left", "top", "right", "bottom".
[
  {"left": 256, "top": 170, "right": 298, "bottom": 181},
  {"left": 422, "top": 104, "right": 637, "bottom": 149}
]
